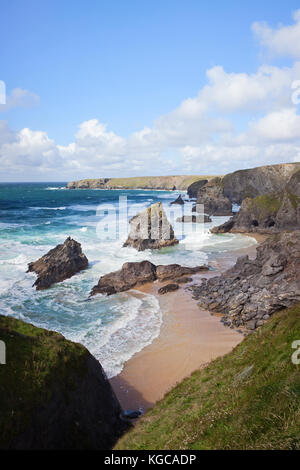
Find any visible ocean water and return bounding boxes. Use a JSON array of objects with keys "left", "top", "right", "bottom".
[{"left": 0, "top": 182, "right": 255, "bottom": 377}]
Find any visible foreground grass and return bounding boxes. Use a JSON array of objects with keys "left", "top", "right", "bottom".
[{"left": 116, "top": 303, "right": 300, "bottom": 450}]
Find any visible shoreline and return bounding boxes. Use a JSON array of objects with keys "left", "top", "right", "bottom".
[{"left": 110, "top": 233, "right": 264, "bottom": 412}]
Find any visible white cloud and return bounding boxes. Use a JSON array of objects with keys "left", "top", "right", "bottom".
[
  {"left": 0, "top": 88, "right": 39, "bottom": 112},
  {"left": 253, "top": 9, "right": 300, "bottom": 59}
]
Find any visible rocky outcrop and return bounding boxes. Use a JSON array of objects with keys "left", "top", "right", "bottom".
[
  {"left": 176, "top": 215, "right": 212, "bottom": 223},
  {"left": 192, "top": 231, "right": 300, "bottom": 331},
  {"left": 27, "top": 237, "right": 88, "bottom": 290},
  {"left": 90, "top": 261, "right": 208, "bottom": 296},
  {"left": 90, "top": 261, "right": 157, "bottom": 296},
  {"left": 187, "top": 179, "right": 208, "bottom": 198},
  {"left": 212, "top": 170, "right": 300, "bottom": 234},
  {"left": 158, "top": 284, "right": 179, "bottom": 295},
  {"left": 222, "top": 163, "right": 300, "bottom": 204},
  {"left": 0, "top": 315, "right": 127, "bottom": 450},
  {"left": 67, "top": 175, "right": 210, "bottom": 191},
  {"left": 193, "top": 177, "right": 233, "bottom": 216},
  {"left": 170, "top": 195, "right": 184, "bottom": 205},
  {"left": 123, "top": 202, "right": 179, "bottom": 251}
]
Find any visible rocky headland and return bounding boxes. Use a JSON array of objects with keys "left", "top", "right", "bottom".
[
  {"left": 27, "top": 237, "right": 88, "bottom": 290},
  {"left": 192, "top": 177, "right": 233, "bottom": 216}
]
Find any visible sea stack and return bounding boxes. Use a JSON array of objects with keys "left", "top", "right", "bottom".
[
  {"left": 27, "top": 237, "right": 88, "bottom": 290},
  {"left": 123, "top": 202, "right": 179, "bottom": 251}
]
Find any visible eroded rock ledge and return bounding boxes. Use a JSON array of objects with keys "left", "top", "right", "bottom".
[
  {"left": 191, "top": 231, "right": 300, "bottom": 331},
  {"left": 90, "top": 261, "right": 208, "bottom": 296}
]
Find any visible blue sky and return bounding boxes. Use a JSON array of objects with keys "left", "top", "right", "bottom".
[{"left": 1, "top": 0, "right": 300, "bottom": 181}]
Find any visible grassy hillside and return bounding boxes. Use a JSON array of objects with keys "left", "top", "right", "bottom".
[
  {"left": 116, "top": 303, "right": 300, "bottom": 450},
  {"left": 67, "top": 175, "right": 217, "bottom": 190}
]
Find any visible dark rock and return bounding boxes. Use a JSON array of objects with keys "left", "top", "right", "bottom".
[
  {"left": 193, "top": 178, "right": 233, "bottom": 216},
  {"left": 27, "top": 237, "right": 88, "bottom": 290},
  {"left": 191, "top": 231, "right": 300, "bottom": 331},
  {"left": 123, "top": 202, "right": 179, "bottom": 251},
  {"left": 176, "top": 214, "right": 212, "bottom": 223},
  {"left": 158, "top": 284, "right": 179, "bottom": 295},
  {"left": 170, "top": 195, "right": 184, "bottom": 205},
  {"left": 156, "top": 264, "right": 208, "bottom": 281},
  {"left": 187, "top": 179, "right": 208, "bottom": 198},
  {"left": 173, "top": 277, "right": 193, "bottom": 284},
  {"left": 90, "top": 261, "right": 157, "bottom": 296}
]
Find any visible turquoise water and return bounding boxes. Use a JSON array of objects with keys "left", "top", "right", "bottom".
[{"left": 0, "top": 183, "right": 255, "bottom": 377}]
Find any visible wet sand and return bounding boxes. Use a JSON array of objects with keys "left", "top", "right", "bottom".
[{"left": 110, "top": 234, "right": 266, "bottom": 412}]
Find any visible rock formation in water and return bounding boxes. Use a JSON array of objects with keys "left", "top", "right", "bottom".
[
  {"left": 170, "top": 195, "right": 184, "bottom": 205},
  {"left": 0, "top": 315, "right": 127, "bottom": 450},
  {"left": 123, "top": 202, "right": 179, "bottom": 251},
  {"left": 187, "top": 179, "right": 208, "bottom": 199},
  {"left": 192, "top": 177, "right": 233, "bottom": 216},
  {"left": 192, "top": 231, "right": 300, "bottom": 331},
  {"left": 90, "top": 261, "right": 208, "bottom": 296},
  {"left": 176, "top": 214, "right": 212, "bottom": 223},
  {"left": 212, "top": 170, "right": 300, "bottom": 234},
  {"left": 27, "top": 237, "right": 88, "bottom": 290}
]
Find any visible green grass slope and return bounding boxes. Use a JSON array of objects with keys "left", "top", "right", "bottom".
[{"left": 116, "top": 303, "right": 300, "bottom": 450}]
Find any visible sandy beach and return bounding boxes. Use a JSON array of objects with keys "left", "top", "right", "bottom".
[{"left": 110, "top": 235, "right": 265, "bottom": 411}]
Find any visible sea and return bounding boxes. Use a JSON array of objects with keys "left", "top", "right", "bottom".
[{"left": 0, "top": 182, "right": 256, "bottom": 378}]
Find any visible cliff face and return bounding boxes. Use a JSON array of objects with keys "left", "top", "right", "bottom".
[
  {"left": 0, "top": 315, "right": 127, "bottom": 450},
  {"left": 222, "top": 163, "right": 300, "bottom": 204},
  {"left": 67, "top": 175, "right": 213, "bottom": 191}
]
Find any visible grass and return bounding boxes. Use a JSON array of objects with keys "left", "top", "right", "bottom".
[
  {"left": 115, "top": 303, "right": 300, "bottom": 450},
  {"left": 0, "top": 315, "right": 89, "bottom": 448},
  {"left": 247, "top": 193, "right": 283, "bottom": 217}
]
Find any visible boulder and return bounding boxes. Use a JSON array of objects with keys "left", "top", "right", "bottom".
[
  {"left": 123, "top": 202, "right": 179, "bottom": 251},
  {"left": 156, "top": 264, "right": 208, "bottom": 281},
  {"left": 192, "top": 231, "right": 300, "bottom": 331},
  {"left": 27, "top": 237, "right": 88, "bottom": 290},
  {"left": 176, "top": 214, "right": 212, "bottom": 223},
  {"left": 187, "top": 179, "right": 208, "bottom": 198},
  {"left": 90, "top": 261, "right": 157, "bottom": 296},
  {"left": 170, "top": 195, "right": 184, "bottom": 205},
  {"left": 158, "top": 284, "right": 179, "bottom": 295},
  {"left": 193, "top": 178, "right": 233, "bottom": 216}
]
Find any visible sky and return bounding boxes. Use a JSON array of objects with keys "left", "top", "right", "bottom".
[{"left": 1, "top": 0, "right": 300, "bottom": 181}]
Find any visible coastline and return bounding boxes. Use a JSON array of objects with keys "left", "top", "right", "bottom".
[{"left": 110, "top": 233, "right": 264, "bottom": 412}]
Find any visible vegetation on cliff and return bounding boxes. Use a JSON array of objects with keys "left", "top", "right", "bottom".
[
  {"left": 0, "top": 315, "right": 125, "bottom": 450},
  {"left": 116, "top": 303, "right": 300, "bottom": 450}
]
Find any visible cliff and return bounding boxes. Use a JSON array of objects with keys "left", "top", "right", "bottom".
[
  {"left": 116, "top": 302, "right": 300, "bottom": 450},
  {"left": 222, "top": 162, "right": 300, "bottom": 204},
  {"left": 0, "top": 315, "right": 127, "bottom": 450},
  {"left": 66, "top": 175, "right": 215, "bottom": 191}
]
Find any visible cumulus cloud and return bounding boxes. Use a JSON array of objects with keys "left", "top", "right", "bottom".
[
  {"left": 0, "top": 88, "right": 40, "bottom": 112},
  {"left": 253, "top": 9, "right": 300, "bottom": 59}
]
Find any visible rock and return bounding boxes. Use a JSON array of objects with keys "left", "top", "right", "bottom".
[
  {"left": 173, "top": 277, "right": 193, "bottom": 284},
  {"left": 27, "top": 237, "right": 88, "bottom": 290},
  {"left": 90, "top": 261, "right": 209, "bottom": 296},
  {"left": 156, "top": 264, "right": 208, "bottom": 281},
  {"left": 158, "top": 284, "right": 179, "bottom": 295},
  {"left": 193, "top": 178, "right": 233, "bottom": 216},
  {"left": 212, "top": 171, "right": 300, "bottom": 234},
  {"left": 187, "top": 179, "right": 208, "bottom": 198},
  {"left": 123, "top": 202, "right": 179, "bottom": 251},
  {"left": 0, "top": 314, "right": 127, "bottom": 450},
  {"left": 222, "top": 162, "right": 300, "bottom": 204},
  {"left": 170, "top": 195, "right": 184, "bottom": 205},
  {"left": 90, "top": 261, "right": 157, "bottom": 296},
  {"left": 191, "top": 231, "right": 300, "bottom": 331},
  {"left": 176, "top": 214, "right": 212, "bottom": 223}
]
